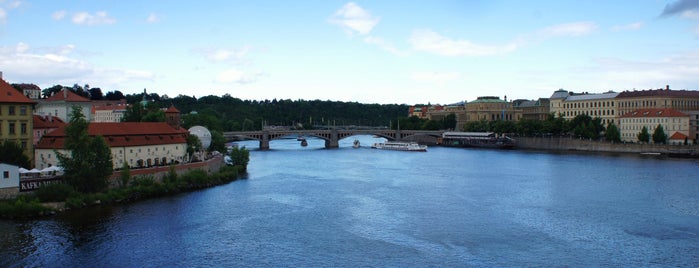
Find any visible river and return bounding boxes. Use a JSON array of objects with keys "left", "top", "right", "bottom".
[{"left": 1, "top": 135, "right": 698, "bottom": 267}]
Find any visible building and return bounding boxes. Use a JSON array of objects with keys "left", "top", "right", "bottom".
[
  {"left": 616, "top": 86, "right": 699, "bottom": 140},
  {"left": 512, "top": 98, "right": 551, "bottom": 121},
  {"left": 12, "top": 83, "right": 41, "bottom": 99},
  {"left": 0, "top": 76, "right": 36, "bottom": 164},
  {"left": 0, "top": 163, "right": 20, "bottom": 198},
  {"left": 549, "top": 90, "right": 619, "bottom": 126},
  {"left": 33, "top": 115, "right": 65, "bottom": 145},
  {"left": 454, "top": 96, "right": 518, "bottom": 130},
  {"left": 35, "top": 122, "right": 189, "bottom": 170},
  {"left": 91, "top": 102, "right": 127, "bottom": 122},
  {"left": 35, "top": 89, "right": 92, "bottom": 122},
  {"left": 409, "top": 105, "right": 444, "bottom": 119},
  {"left": 165, "top": 104, "right": 181, "bottom": 129},
  {"left": 618, "top": 108, "right": 691, "bottom": 144}
]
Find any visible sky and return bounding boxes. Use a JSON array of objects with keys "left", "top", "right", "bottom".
[{"left": 1, "top": 1, "right": 699, "bottom": 105}]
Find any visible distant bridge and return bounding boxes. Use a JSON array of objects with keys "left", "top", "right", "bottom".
[{"left": 223, "top": 129, "right": 443, "bottom": 150}]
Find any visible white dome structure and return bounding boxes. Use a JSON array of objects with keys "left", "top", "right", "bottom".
[{"left": 188, "top": 126, "right": 212, "bottom": 149}]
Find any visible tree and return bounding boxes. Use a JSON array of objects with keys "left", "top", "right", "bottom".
[
  {"left": 209, "top": 130, "right": 227, "bottom": 153},
  {"left": 637, "top": 126, "right": 650, "bottom": 143},
  {"left": 57, "top": 106, "right": 113, "bottom": 193},
  {"left": 0, "top": 140, "right": 30, "bottom": 168},
  {"left": 186, "top": 134, "right": 202, "bottom": 161},
  {"left": 605, "top": 122, "right": 621, "bottom": 143},
  {"left": 89, "top": 87, "right": 104, "bottom": 100},
  {"left": 652, "top": 124, "right": 667, "bottom": 144},
  {"left": 42, "top": 85, "right": 64, "bottom": 98},
  {"left": 105, "top": 90, "right": 126, "bottom": 100},
  {"left": 442, "top": 113, "right": 457, "bottom": 130},
  {"left": 229, "top": 146, "right": 250, "bottom": 171}
]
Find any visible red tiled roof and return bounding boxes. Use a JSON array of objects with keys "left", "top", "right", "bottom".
[
  {"left": 0, "top": 79, "right": 36, "bottom": 104},
  {"left": 165, "top": 105, "right": 180, "bottom": 113},
  {"left": 33, "top": 115, "right": 66, "bottom": 129},
  {"left": 43, "top": 89, "right": 90, "bottom": 102},
  {"left": 620, "top": 108, "right": 688, "bottom": 118},
  {"left": 616, "top": 89, "right": 699, "bottom": 98},
  {"left": 669, "top": 132, "right": 689, "bottom": 140},
  {"left": 36, "top": 122, "right": 188, "bottom": 149}
]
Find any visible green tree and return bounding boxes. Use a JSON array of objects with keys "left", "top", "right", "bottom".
[
  {"left": 652, "top": 124, "right": 667, "bottom": 144},
  {"left": 605, "top": 122, "right": 621, "bottom": 143},
  {"left": 209, "top": 130, "right": 227, "bottom": 153},
  {"left": 186, "top": 134, "right": 202, "bottom": 160},
  {"left": 637, "top": 126, "right": 650, "bottom": 143},
  {"left": 57, "top": 106, "right": 113, "bottom": 193},
  {"left": 442, "top": 113, "right": 457, "bottom": 130},
  {"left": 0, "top": 140, "right": 30, "bottom": 168},
  {"left": 119, "top": 161, "right": 131, "bottom": 188},
  {"left": 229, "top": 146, "right": 250, "bottom": 171}
]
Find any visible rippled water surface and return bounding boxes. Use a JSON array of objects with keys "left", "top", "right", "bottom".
[{"left": 2, "top": 136, "right": 698, "bottom": 267}]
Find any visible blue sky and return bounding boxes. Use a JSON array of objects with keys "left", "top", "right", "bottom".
[{"left": 1, "top": 1, "right": 699, "bottom": 104}]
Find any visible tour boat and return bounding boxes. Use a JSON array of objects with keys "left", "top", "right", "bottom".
[
  {"left": 371, "top": 141, "right": 427, "bottom": 152},
  {"left": 353, "top": 139, "right": 360, "bottom": 148}
]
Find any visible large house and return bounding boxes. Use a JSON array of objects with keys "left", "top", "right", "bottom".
[
  {"left": 35, "top": 89, "right": 92, "bottom": 122},
  {"left": 0, "top": 163, "right": 20, "bottom": 199},
  {"left": 0, "top": 75, "right": 36, "bottom": 165},
  {"left": 619, "top": 108, "right": 691, "bottom": 144},
  {"left": 33, "top": 115, "right": 65, "bottom": 145},
  {"left": 35, "top": 122, "right": 188, "bottom": 170}
]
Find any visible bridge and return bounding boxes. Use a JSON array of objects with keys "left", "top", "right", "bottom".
[{"left": 223, "top": 129, "right": 443, "bottom": 150}]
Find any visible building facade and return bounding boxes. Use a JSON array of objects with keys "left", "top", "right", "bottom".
[
  {"left": 549, "top": 90, "right": 619, "bottom": 126},
  {"left": 35, "top": 122, "right": 188, "bottom": 170},
  {"left": 92, "top": 103, "right": 127, "bottom": 122},
  {"left": 0, "top": 77, "right": 36, "bottom": 165},
  {"left": 616, "top": 86, "right": 699, "bottom": 140},
  {"left": 33, "top": 115, "right": 65, "bottom": 145},
  {"left": 619, "top": 108, "right": 691, "bottom": 144},
  {"left": 35, "top": 89, "right": 92, "bottom": 122},
  {"left": 513, "top": 98, "right": 551, "bottom": 121}
]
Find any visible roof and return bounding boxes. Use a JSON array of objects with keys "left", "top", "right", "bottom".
[
  {"left": 36, "top": 122, "right": 188, "bottom": 149},
  {"left": 620, "top": 108, "right": 688, "bottom": 118},
  {"left": 550, "top": 89, "right": 570, "bottom": 100},
  {"left": 43, "top": 89, "right": 90, "bottom": 102},
  {"left": 616, "top": 89, "right": 699, "bottom": 99},
  {"left": 33, "top": 115, "right": 66, "bottom": 129},
  {"left": 669, "top": 132, "right": 689, "bottom": 140},
  {"left": 565, "top": 91, "right": 619, "bottom": 101},
  {"left": 469, "top": 96, "right": 506, "bottom": 104},
  {"left": 165, "top": 105, "right": 180, "bottom": 113},
  {"left": 0, "top": 79, "right": 36, "bottom": 104},
  {"left": 14, "top": 83, "right": 41, "bottom": 91}
]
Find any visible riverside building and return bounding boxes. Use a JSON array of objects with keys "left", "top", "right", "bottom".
[
  {"left": 619, "top": 108, "right": 692, "bottom": 144},
  {"left": 0, "top": 75, "right": 36, "bottom": 165}
]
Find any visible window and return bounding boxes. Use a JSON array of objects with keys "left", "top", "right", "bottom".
[
  {"left": 8, "top": 106, "right": 15, "bottom": 115},
  {"left": 8, "top": 122, "right": 15, "bottom": 134},
  {"left": 20, "top": 123, "right": 27, "bottom": 134},
  {"left": 21, "top": 141, "right": 26, "bottom": 149},
  {"left": 20, "top": 106, "right": 27, "bottom": 115},
  {"left": 3, "top": 171, "right": 8, "bottom": 179}
]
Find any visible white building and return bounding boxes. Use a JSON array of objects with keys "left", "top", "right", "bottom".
[
  {"left": 619, "top": 108, "right": 691, "bottom": 144},
  {"left": 35, "top": 89, "right": 92, "bottom": 122},
  {"left": 0, "top": 163, "right": 20, "bottom": 199}
]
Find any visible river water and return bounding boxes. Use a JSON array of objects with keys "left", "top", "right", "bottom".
[{"left": 1, "top": 135, "right": 698, "bottom": 267}]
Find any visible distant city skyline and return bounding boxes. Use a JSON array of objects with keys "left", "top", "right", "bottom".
[{"left": 1, "top": 1, "right": 699, "bottom": 104}]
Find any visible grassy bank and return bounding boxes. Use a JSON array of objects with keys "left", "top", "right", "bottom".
[{"left": 0, "top": 165, "right": 246, "bottom": 219}]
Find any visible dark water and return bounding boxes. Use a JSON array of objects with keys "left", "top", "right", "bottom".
[{"left": 2, "top": 135, "right": 698, "bottom": 267}]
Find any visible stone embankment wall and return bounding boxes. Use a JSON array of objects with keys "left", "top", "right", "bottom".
[
  {"left": 515, "top": 137, "right": 699, "bottom": 155},
  {"left": 108, "top": 154, "right": 225, "bottom": 187}
]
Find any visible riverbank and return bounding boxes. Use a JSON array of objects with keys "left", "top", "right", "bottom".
[
  {"left": 514, "top": 136, "right": 699, "bottom": 156},
  {"left": 0, "top": 164, "right": 247, "bottom": 219}
]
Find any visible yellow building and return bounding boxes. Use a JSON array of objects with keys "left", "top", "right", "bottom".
[
  {"left": 549, "top": 90, "right": 619, "bottom": 126},
  {"left": 0, "top": 76, "right": 36, "bottom": 166},
  {"left": 616, "top": 86, "right": 699, "bottom": 140},
  {"left": 619, "top": 108, "right": 691, "bottom": 144}
]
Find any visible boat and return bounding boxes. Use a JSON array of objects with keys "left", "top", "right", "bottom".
[
  {"left": 438, "top": 132, "right": 515, "bottom": 149},
  {"left": 371, "top": 141, "right": 427, "bottom": 152},
  {"left": 300, "top": 138, "right": 308, "bottom": 147},
  {"left": 353, "top": 139, "right": 360, "bottom": 148}
]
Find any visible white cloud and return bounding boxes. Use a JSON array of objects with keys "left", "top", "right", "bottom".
[
  {"left": 0, "top": 42, "right": 153, "bottom": 88},
  {"left": 72, "top": 11, "right": 116, "bottom": 26},
  {"left": 52, "top": 10, "right": 66, "bottom": 20},
  {"left": 539, "top": 21, "right": 597, "bottom": 37},
  {"left": 363, "top": 36, "right": 407, "bottom": 56},
  {"left": 611, "top": 22, "right": 643, "bottom": 31},
  {"left": 409, "top": 29, "right": 519, "bottom": 56},
  {"left": 411, "top": 71, "right": 460, "bottom": 84},
  {"left": 329, "top": 2, "right": 380, "bottom": 36},
  {"left": 192, "top": 46, "right": 252, "bottom": 63},
  {"left": 0, "top": 8, "right": 6, "bottom": 22},
  {"left": 146, "top": 13, "right": 160, "bottom": 23},
  {"left": 216, "top": 69, "right": 263, "bottom": 84},
  {"left": 589, "top": 50, "right": 699, "bottom": 89}
]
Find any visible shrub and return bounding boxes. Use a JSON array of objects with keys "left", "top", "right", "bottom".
[{"left": 35, "top": 183, "right": 77, "bottom": 202}]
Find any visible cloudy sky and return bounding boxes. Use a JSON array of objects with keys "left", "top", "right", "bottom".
[{"left": 1, "top": 1, "right": 699, "bottom": 104}]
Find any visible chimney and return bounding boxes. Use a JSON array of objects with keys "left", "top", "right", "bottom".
[
  {"left": 666, "top": 85, "right": 669, "bottom": 91},
  {"left": 0, "top": 71, "right": 3, "bottom": 80}
]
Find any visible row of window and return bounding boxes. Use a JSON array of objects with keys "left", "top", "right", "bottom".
[
  {"left": 0, "top": 120, "right": 29, "bottom": 135},
  {"left": 0, "top": 105, "right": 29, "bottom": 116},
  {"left": 564, "top": 110, "right": 615, "bottom": 117},
  {"left": 564, "top": 101, "right": 615, "bottom": 109}
]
